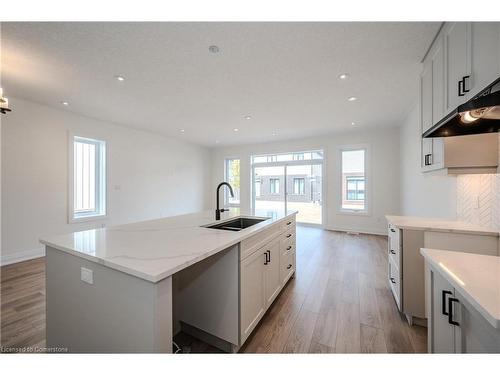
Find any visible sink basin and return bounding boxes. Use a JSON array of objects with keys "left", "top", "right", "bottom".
[{"left": 204, "top": 217, "right": 268, "bottom": 231}]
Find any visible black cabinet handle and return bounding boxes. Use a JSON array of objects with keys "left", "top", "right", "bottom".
[
  {"left": 424, "top": 154, "right": 432, "bottom": 166},
  {"left": 286, "top": 234, "right": 292, "bottom": 238},
  {"left": 286, "top": 246, "right": 292, "bottom": 251},
  {"left": 267, "top": 250, "right": 271, "bottom": 263},
  {"left": 287, "top": 221, "right": 292, "bottom": 225},
  {"left": 442, "top": 290, "right": 452, "bottom": 316},
  {"left": 264, "top": 251, "right": 269, "bottom": 265},
  {"left": 287, "top": 264, "right": 292, "bottom": 270},
  {"left": 390, "top": 249, "right": 396, "bottom": 255},
  {"left": 463, "top": 75, "right": 470, "bottom": 93},
  {"left": 458, "top": 78, "right": 465, "bottom": 96},
  {"left": 448, "top": 297, "right": 460, "bottom": 326},
  {"left": 390, "top": 277, "right": 396, "bottom": 284},
  {"left": 390, "top": 228, "right": 396, "bottom": 233}
]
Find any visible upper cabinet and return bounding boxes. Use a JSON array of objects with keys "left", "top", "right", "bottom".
[{"left": 420, "top": 22, "right": 500, "bottom": 174}]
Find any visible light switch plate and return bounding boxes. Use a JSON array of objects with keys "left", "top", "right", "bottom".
[{"left": 81, "top": 267, "right": 93, "bottom": 284}]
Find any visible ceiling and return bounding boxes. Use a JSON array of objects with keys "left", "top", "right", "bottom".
[{"left": 1, "top": 22, "right": 440, "bottom": 147}]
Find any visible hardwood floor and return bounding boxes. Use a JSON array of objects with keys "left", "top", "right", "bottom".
[{"left": 0, "top": 226, "right": 427, "bottom": 353}]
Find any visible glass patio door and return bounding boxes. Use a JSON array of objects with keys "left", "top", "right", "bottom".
[{"left": 251, "top": 151, "right": 323, "bottom": 225}]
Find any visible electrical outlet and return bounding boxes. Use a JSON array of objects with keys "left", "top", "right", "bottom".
[{"left": 81, "top": 267, "right": 93, "bottom": 285}]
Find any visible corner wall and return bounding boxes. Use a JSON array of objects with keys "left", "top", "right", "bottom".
[{"left": 1, "top": 97, "right": 211, "bottom": 265}]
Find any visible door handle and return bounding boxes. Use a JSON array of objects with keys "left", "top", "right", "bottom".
[
  {"left": 442, "top": 290, "right": 453, "bottom": 316},
  {"left": 390, "top": 249, "right": 396, "bottom": 255},
  {"left": 390, "top": 277, "right": 396, "bottom": 284},
  {"left": 287, "top": 264, "right": 292, "bottom": 270},
  {"left": 448, "top": 297, "right": 460, "bottom": 326}
]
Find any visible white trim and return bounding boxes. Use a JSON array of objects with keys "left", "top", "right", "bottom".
[
  {"left": 1, "top": 247, "right": 45, "bottom": 266},
  {"left": 336, "top": 143, "right": 372, "bottom": 217},
  {"left": 324, "top": 225, "right": 386, "bottom": 237}
]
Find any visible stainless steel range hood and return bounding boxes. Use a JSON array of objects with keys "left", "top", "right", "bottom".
[{"left": 423, "top": 77, "right": 500, "bottom": 138}]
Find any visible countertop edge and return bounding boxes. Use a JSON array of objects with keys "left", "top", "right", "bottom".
[{"left": 420, "top": 248, "right": 500, "bottom": 329}]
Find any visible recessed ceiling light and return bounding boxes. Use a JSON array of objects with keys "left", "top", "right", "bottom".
[
  {"left": 61, "top": 101, "right": 69, "bottom": 106},
  {"left": 244, "top": 115, "right": 252, "bottom": 120},
  {"left": 339, "top": 73, "right": 349, "bottom": 80},
  {"left": 115, "top": 75, "right": 125, "bottom": 81},
  {"left": 209, "top": 45, "right": 220, "bottom": 53},
  {"left": 215, "top": 140, "right": 220, "bottom": 144},
  {"left": 348, "top": 96, "right": 357, "bottom": 102},
  {"left": 233, "top": 128, "right": 239, "bottom": 132},
  {"left": 351, "top": 122, "right": 356, "bottom": 126},
  {"left": 180, "top": 129, "right": 185, "bottom": 133}
]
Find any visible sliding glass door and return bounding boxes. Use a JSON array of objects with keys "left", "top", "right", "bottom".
[{"left": 252, "top": 151, "right": 323, "bottom": 225}]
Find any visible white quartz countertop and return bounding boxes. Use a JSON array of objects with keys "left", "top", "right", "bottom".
[
  {"left": 420, "top": 248, "right": 500, "bottom": 329},
  {"left": 386, "top": 215, "right": 499, "bottom": 236},
  {"left": 40, "top": 209, "right": 297, "bottom": 283}
]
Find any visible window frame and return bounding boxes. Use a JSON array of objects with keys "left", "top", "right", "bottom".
[
  {"left": 293, "top": 177, "right": 305, "bottom": 195},
  {"left": 68, "top": 133, "right": 108, "bottom": 223},
  {"left": 337, "top": 144, "right": 371, "bottom": 216},
  {"left": 269, "top": 178, "right": 280, "bottom": 194},
  {"left": 224, "top": 158, "right": 241, "bottom": 207}
]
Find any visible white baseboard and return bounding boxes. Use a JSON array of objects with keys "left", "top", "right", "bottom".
[
  {"left": 324, "top": 226, "right": 387, "bottom": 236},
  {"left": 1, "top": 247, "right": 45, "bottom": 266}
]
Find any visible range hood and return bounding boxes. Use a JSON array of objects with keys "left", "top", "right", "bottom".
[{"left": 423, "top": 77, "right": 500, "bottom": 138}]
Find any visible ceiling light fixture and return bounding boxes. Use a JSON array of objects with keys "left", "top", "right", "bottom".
[
  {"left": 215, "top": 140, "right": 220, "bottom": 144},
  {"left": 339, "top": 73, "right": 349, "bottom": 80},
  {"left": 244, "top": 115, "right": 252, "bottom": 120},
  {"left": 209, "top": 45, "right": 220, "bottom": 53},
  {"left": 61, "top": 101, "right": 69, "bottom": 106},
  {"left": 233, "top": 128, "right": 239, "bottom": 132},
  {"left": 115, "top": 75, "right": 125, "bottom": 82},
  {"left": 0, "top": 87, "right": 12, "bottom": 114},
  {"left": 180, "top": 129, "right": 185, "bottom": 133},
  {"left": 351, "top": 122, "right": 356, "bottom": 126},
  {"left": 348, "top": 96, "right": 357, "bottom": 102}
]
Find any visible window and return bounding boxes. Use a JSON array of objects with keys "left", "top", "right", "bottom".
[
  {"left": 255, "top": 179, "right": 261, "bottom": 197},
  {"left": 270, "top": 178, "right": 280, "bottom": 194},
  {"left": 293, "top": 178, "right": 305, "bottom": 195},
  {"left": 293, "top": 153, "right": 305, "bottom": 161},
  {"left": 71, "top": 136, "right": 106, "bottom": 221},
  {"left": 252, "top": 150, "right": 323, "bottom": 164},
  {"left": 224, "top": 158, "right": 240, "bottom": 205},
  {"left": 341, "top": 148, "right": 366, "bottom": 212},
  {"left": 346, "top": 177, "right": 365, "bottom": 200}
]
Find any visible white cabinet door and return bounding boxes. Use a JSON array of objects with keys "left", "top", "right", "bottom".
[
  {"left": 264, "top": 237, "right": 282, "bottom": 307},
  {"left": 421, "top": 58, "right": 433, "bottom": 134},
  {"left": 431, "top": 36, "right": 445, "bottom": 124},
  {"left": 469, "top": 22, "right": 500, "bottom": 98},
  {"left": 240, "top": 247, "right": 266, "bottom": 343},
  {"left": 431, "top": 269, "right": 458, "bottom": 353},
  {"left": 444, "top": 22, "right": 470, "bottom": 114}
]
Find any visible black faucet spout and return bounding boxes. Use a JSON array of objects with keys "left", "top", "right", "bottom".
[{"left": 215, "top": 182, "right": 234, "bottom": 220}]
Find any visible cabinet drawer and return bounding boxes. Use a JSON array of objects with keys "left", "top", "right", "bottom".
[
  {"left": 388, "top": 224, "right": 401, "bottom": 266},
  {"left": 280, "top": 249, "right": 296, "bottom": 285},
  {"left": 240, "top": 222, "right": 282, "bottom": 261},
  {"left": 282, "top": 216, "right": 296, "bottom": 232},
  {"left": 281, "top": 234, "right": 295, "bottom": 254},
  {"left": 388, "top": 257, "right": 402, "bottom": 311}
]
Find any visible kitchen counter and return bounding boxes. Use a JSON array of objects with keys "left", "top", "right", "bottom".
[
  {"left": 40, "top": 208, "right": 297, "bottom": 283},
  {"left": 386, "top": 215, "right": 499, "bottom": 236},
  {"left": 420, "top": 248, "right": 500, "bottom": 328}
]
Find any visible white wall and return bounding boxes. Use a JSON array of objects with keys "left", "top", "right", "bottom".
[
  {"left": 211, "top": 127, "right": 401, "bottom": 235},
  {"left": 399, "top": 103, "right": 457, "bottom": 218},
  {"left": 1, "top": 97, "right": 211, "bottom": 265}
]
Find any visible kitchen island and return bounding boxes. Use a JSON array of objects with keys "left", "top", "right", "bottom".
[{"left": 40, "top": 208, "right": 297, "bottom": 353}]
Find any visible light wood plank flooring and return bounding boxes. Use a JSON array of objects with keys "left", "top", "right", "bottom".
[{"left": 0, "top": 226, "right": 426, "bottom": 353}]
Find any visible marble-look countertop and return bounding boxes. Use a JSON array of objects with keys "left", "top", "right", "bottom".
[
  {"left": 40, "top": 209, "right": 297, "bottom": 283},
  {"left": 420, "top": 248, "right": 500, "bottom": 328},
  {"left": 386, "top": 215, "right": 499, "bottom": 236}
]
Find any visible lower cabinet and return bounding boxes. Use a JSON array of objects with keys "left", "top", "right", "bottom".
[
  {"left": 239, "top": 216, "right": 296, "bottom": 345},
  {"left": 429, "top": 266, "right": 500, "bottom": 353}
]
